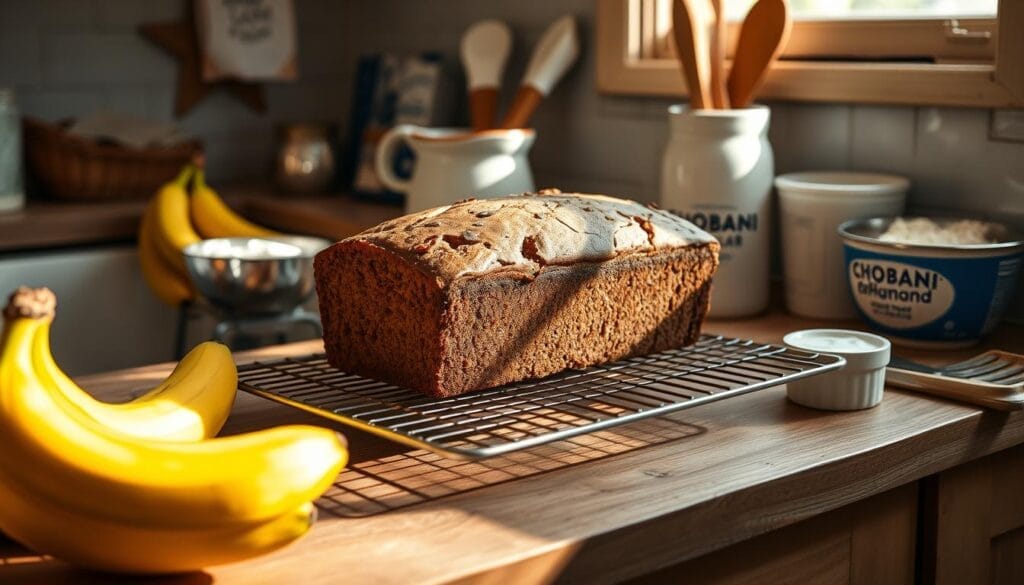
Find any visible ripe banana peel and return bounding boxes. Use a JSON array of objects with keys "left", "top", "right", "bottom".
[
  {"left": 34, "top": 320, "right": 235, "bottom": 442},
  {"left": 151, "top": 165, "right": 201, "bottom": 274},
  {"left": 191, "top": 169, "right": 280, "bottom": 239},
  {"left": 0, "top": 466, "right": 315, "bottom": 574},
  {"left": 0, "top": 287, "right": 348, "bottom": 572},
  {"left": 139, "top": 194, "right": 194, "bottom": 307}
]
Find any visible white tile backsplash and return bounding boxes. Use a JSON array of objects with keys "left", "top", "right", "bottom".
[
  {"left": 849, "top": 105, "right": 916, "bottom": 175},
  {"left": 41, "top": 33, "right": 174, "bottom": 85},
  {"left": 774, "top": 103, "right": 852, "bottom": 173},
  {"left": 0, "top": 33, "right": 42, "bottom": 86}
]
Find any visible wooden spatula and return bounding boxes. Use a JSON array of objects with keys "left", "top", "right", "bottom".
[
  {"left": 460, "top": 20, "right": 512, "bottom": 132},
  {"left": 672, "top": 0, "right": 714, "bottom": 110},
  {"left": 709, "top": 0, "right": 729, "bottom": 109},
  {"left": 500, "top": 16, "right": 579, "bottom": 129},
  {"left": 727, "top": 0, "right": 791, "bottom": 108}
]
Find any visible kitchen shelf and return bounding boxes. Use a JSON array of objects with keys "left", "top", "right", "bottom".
[{"left": 238, "top": 334, "right": 846, "bottom": 459}]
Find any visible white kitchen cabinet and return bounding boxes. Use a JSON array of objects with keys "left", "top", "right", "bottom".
[{"left": 0, "top": 244, "right": 182, "bottom": 376}]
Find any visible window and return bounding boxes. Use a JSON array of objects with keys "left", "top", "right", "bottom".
[{"left": 597, "top": 0, "right": 1023, "bottom": 106}]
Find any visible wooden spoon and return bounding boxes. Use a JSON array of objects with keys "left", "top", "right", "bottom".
[
  {"left": 728, "top": 0, "right": 792, "bottom": 108},
  {"left": 460, "top": 20, "right": 512, "bottom": 132},
  {"left": 672, "top": 0, "right": 714, "bottom": 110},
  {"left": 710, "top": 0, "right": 729, "bottom": 109}
]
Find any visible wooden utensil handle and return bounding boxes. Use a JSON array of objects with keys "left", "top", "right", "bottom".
[
  {"left": 500, "top": 86, "right": 544, "bottom": 129},
  {"left": 710, "top": 0, "right": 729, "bottom": 109},
  {"left": 469, "top": 88, "right": 499, "bottom": 132}
]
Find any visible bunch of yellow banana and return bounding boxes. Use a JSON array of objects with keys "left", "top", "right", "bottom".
[
  {"left": 0, "top": 287, "right": 347, "bottom": 573},
  {"left": 34, "top": 314, "right": 235, "bottom": 442},
  {"left": 139, "top": 161, "right": 280, "bottom": 307}
]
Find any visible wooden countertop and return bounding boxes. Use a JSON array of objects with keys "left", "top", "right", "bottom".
[
  {"left": 1, "top": 312, "right": 1022, "bottom": 584},
  {"left": 0, "top": 191, "right": 402, "bottom": 253}
]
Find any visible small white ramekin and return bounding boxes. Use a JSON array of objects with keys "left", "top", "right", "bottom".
[{"left": 783, "top": 329, "right": 892, "bottom": 411}]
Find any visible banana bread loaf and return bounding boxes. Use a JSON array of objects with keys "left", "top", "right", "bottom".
[{"left": 314, "top": 191, "right": 720, "bottom": 397}]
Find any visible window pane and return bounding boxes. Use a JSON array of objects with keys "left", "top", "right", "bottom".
[{"left": 725, "top": 0, "right": 997, "bottom": 21}]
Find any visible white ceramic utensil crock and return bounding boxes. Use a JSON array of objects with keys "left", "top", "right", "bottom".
[
  {"left": 375, "top": 125, "right": 536, "bottom": 213},
  {"left": 661, "top": 105, "right": 774, "bottom": 318}
]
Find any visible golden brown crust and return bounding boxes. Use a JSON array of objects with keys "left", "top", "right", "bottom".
[
  {"left": 344, "top": 192, "right": 717, "bottom": 285},
  {"left": 4, "top": 287, "right": 56, "bottom": 320}
]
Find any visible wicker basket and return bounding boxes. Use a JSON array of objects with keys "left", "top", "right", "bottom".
[{"left": 23, "top": 117, "right": 203, "bottom": 201}]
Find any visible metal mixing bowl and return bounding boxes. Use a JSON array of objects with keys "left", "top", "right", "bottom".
[{"left": 183, "top": 236, "right": 331, "bottom": 315}]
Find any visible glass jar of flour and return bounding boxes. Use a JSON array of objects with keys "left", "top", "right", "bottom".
[
  {"left": 0, "top": 89, "right": 24, "bottom": 213},
  {"left": 660, "top": 105, "right": 773, "bottom": 318}
]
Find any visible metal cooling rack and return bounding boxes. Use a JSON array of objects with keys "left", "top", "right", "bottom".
[{"left": 238, "top": 335, "right": 845, "bottom": 459}]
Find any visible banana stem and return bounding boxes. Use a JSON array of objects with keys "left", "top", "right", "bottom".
[
  {"left": 172, "top": 165, "right": 196, "bottom": 189},
  {"left": 193, "top": 169, "right": 207, "bottom": 192}
]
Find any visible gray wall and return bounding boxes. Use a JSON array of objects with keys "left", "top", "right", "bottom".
[
  {"left": 4, "top": 0, "right": 1019, "bottom": 221},
  {"left": 2, "top": 0, "right": 1022, "bottom": 320},
  {"left": 0, "top": 0, "right": 354, "bottom": 183}
]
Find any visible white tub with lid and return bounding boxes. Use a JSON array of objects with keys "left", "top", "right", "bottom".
[{"left": 783, "top": 329, "right": 892, "bottom": 410}]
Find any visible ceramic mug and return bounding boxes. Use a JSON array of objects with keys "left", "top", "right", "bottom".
[{"left": 374, "top": 126, "right": 536, "bottom": 212}]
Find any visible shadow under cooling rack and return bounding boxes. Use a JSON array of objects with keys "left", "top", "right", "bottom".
[{"left": 316, "top": 416, "right": 702, "bottom": 518}]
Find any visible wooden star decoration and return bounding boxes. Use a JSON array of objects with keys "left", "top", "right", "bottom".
[{"left": 139, "top": 7, "right": 266, "bottom": 118}]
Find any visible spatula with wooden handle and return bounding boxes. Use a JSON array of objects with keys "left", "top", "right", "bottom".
[
  {"left": 461, "top": 20, "right": 512, "bottom": 132},
  {"left": 709, "top": 0, "right": 729, "bottom": 108},
  {"left": 672, "top": 0, "right": 714, "bottom": 110},
  {"left": 500, "top": 15, "right": 578, "bottom": 130},
  {"left": 727, "top": 0, "right": 791, "bottom": 108}
]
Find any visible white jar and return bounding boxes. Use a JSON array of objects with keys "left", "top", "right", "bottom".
[
  {"left": 775, "top": 172, "right": 909, "bottom": 320},
  {"left": 660, "top": 105, "right": 773, "bottom": 318}
]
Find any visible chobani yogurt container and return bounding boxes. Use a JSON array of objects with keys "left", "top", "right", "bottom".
[{"left": 839, "top": 217, "right": 1023, "bottom": 349}]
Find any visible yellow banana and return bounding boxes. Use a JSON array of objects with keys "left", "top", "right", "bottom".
[
  {"left": 0, "top": 466, "right": 315, "bottom": 574},
  {"left": 138, "top": 200, "right": 194, "bottom": 306},
  {"left": 191, "top": 168, "right": 280, "bottom": 239},
  {"left": 0, "top": 289, "right": 347, "bottom": 531},
  {"left": 151, "top": 165, "right": 201, "bottom": 274},
  {"left": 34, "top": 319, "right": 236, "bottom": 442}
]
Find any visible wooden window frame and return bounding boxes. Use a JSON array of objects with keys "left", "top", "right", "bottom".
[{"left": 596, "top": 0, "right": 1024, "bottom": 107}]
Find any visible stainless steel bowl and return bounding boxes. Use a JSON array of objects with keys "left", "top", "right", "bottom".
[{"left": 183, "top": 236, "right": 331, "bottom": 315}]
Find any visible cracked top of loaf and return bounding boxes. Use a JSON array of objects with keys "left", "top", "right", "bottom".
[{"left": 347, "top": 190, "right": 718, "bottom": 283}]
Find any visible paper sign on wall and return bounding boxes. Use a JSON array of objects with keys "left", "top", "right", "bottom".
[{"left": 196, "top": 0, "right": 298, "bottom": 81}]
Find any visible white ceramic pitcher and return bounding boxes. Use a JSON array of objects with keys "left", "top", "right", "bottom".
[{"left": 375, "top": 126, "right": 536, "bottom": 212}]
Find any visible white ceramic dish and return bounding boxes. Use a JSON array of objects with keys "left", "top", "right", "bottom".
[{"left": 783, "top": 328, "right": 892, "bottom": 411}]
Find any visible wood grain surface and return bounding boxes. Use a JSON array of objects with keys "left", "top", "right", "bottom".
[
  {"left": 0, "top": 192, "right": 403, "bottom": 253},
  {"left": 0, "top": 312, "right": 1021, "bottom": 584}
]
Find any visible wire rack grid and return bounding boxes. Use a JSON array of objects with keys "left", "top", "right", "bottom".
[{"left": 238, "top": 334, "right": 845, "bottom": 459}]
